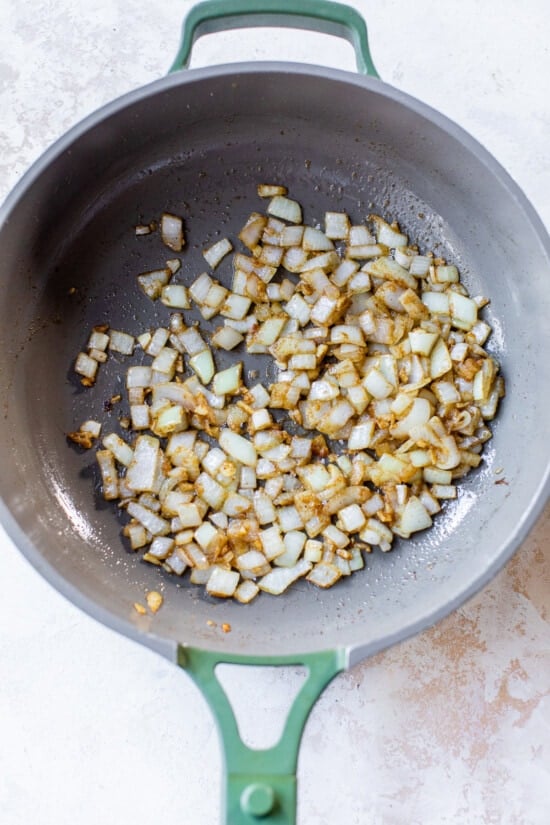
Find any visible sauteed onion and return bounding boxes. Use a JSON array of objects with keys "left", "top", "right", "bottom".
[{"left": 71, "top": 190, "right": 504, "bottom": 601}]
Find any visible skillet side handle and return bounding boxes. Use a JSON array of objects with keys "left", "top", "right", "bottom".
[
  {"left": 169, "top": 0, "right": 379, "bottom": 77},
  {"left": 177, "top": 645, "right": 346, "bottom": 825}
]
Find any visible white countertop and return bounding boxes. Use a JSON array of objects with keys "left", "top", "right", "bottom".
[{"left": 1, "top": 2, "right": 549, "bottom": 823}]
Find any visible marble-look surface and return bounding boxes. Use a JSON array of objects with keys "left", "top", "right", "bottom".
[{"left": 0, "top": 1, "right": 549, "bottom": 823}]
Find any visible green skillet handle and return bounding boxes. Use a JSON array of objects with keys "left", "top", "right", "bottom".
[
  {"left": 169, "top": 0, "right": 379, "bottom": 77},
  {"left": 177, "top": 645, "right": 346, "bottom": 824}
]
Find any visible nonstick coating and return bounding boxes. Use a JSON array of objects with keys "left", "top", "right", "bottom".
[{"left": 1, "top": 64, "right": 549, "bottom": 661}]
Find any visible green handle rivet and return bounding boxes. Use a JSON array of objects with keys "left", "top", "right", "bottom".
[{"left": 241, "top": 783, "right": 276, "bottom": 817}]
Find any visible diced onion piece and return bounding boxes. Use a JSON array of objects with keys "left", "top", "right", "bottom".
[
  {"left": 161, "top": 284, "right": 190, "bottom": 308},
  {"left": 282, "top": 246, "right": 309, "bottom": 272},
  {"left": 325, "top": 212, "right": 350, "bottom": 240},
  {"left": 322, "top": 524, "right": 349, "bottom": 548},
  {"left": 249, "top": 409, "right": 272, "bottom": 433},
  {"left": 259, "top": 525, "right": 286, "bottom": 560},
  {"left": 152, "top": 347, "right": 178, "bottom": 375},
  {"left": 250, "top": 317, "right": 287, "bottom": 347},
  {"left": 220, "top": 293, "right": 252, "bottom": 320},
  {"left": 274, "top": 530, "right": 307, "bottom": 567},
  {"left": 127, "top": 500, "right": 170, "bottom": 536},
  {"left": 433, "top": 265, "right": 459, "bottom": 284},
  {"left": 424, "top": 467, "right": 453, "bottom": 485},
  {"left": 397, "top": 496, "right": 433, "bottom": 537},
  {"left": 347, "top": 244, "right": 384, "bottom": 260},
  {"left": 409, "top": 255, "right": 431, "bottom": 276},
  {"left": 211, "top": 325, "right": 244, "bottom": 351},
  {"left": 66, "top": 425, "right": 96, "bottom": 449},
  {"left": 397, "top": 405, "right": 432, "bottom": 446},
  {"left": 257, "top": 184, "right": 287, "bottom": 198},
  {"left": 409, "top": 329, "right": 438, "bottom": 356},
  {"left": 219, "top": 429, "right": 257, "bottom": 467},
  {"left": 239, "top": 213, "right": 267, "bottom": 250},
  {"left": 422, "top": 291, "right": 449, "bottom": 315},
  {"left": 430, "top": 484, "right": 457, "bottom": 499},
  {"left": 302, "top": 227, "right": 334, "bottom": 251},
  {"left": 347, "top": 421, "right": 375, "bottom": 451},
  {"left": 154, "top": 405, "right": 186, "bottom": 436},
  {"left": 203, "top": 238, "right": 233, "bottom": 269},
  {"left": 365, "top": 257, "right": 417, "bottom": 290},
  {"left": 146, "top": 328, "right": 170, "bottom": 356},
  {"left": 124, "top": 524, "right": 150, "bottom": 550},
  {"left": 127, "top": 365, "right": 152, "bottom": 388},
  {"left": 330, "top": 324, "right": 365, "bottom": 346},
  {"left": 303, "top": 539, "right": 323, "bottom": 563},
  {"left": 331, "top": 259, "right": 358, "bottom": 287},
  {"left": 74, "top": 352, "right": 98, "bottom": 381},
  {"left": 277, "top": 225, "right": 303, "bottom": 248},
  {"left": 267, "top": 195, "right": 302, "bottom": 224},
  {"left": 80, "top": 419, "right": 102, "bottom": 438},
  {"left": 126, "top": 435, "right": 160, "bottom": 492},
  {"left": 96, "top": 450, "right": 119, "bottom": 500},
  {"left": 103, "top": 433, "right": 134, "bottom": 467},
  {"left": 236, "top": 550, "right": 270, "bottom": 575},
  {"left": 87, "top": 330, "right": 109, "bottom": 351},
  {"left": 307, "top": 562, "right": 342, "bottom": 588},
  {"left": 147, "top": 536, "right": 174, "bottom": 560},
  {"left": 195, "top": 472, "right": 227, "bottom": 510},
  {"left": 194, "top": 522, "right": 220, "bottom": 552},
  {"left": 206, "top": 567, "right": 240, "bottom": 598},
  {"left": 204, "top": 282, "right": 229, "bottom": 311},
  {"left": 223, "top": 492, "right": 252, "bottom": 517},
  {"left": 258, "top": 559, "right": 311, "bottom": 595},
  {"left": 137, "top": 269, "right": 171, "bottom": 300},
  {"left": 449, "top": 292, "right": 478, "bottom": 331},
  {"left": 161, "top": 213, "right": 184, "bottom": 252},
  {"left": 213, "top": 363, "right": 242, "bottom": 396},
  {"left": 137, "top": 332, "right": 151, "bottom": 349},
  {"left": 189, "top": 272, "right": 213, "bottom": 304},
  {"left": 178, "top": 327, "right": 208, "bottom": 356},
  {"left": 299, "top": 251, "right": 340, "bottom": 273},
  {"left": 363, "top": 367, "right": 393, "bottom": 400},
  {"left": 189, "top": 349, "right": 215, "bottom": 385},
  {"left": 166, "top": 259, "right": 181, "bottom": 275},
  {"left": 370, "top": 215, "right": 408, "bottom": 247},
  {"left": 234, "top": 580, "right": 260, "bottom": 603},
  {"left": 89, "top": 348, "right": 107, "bottom": 363},
  {"left": 430, "top": 338, "right": 452, "bottom": 379}
]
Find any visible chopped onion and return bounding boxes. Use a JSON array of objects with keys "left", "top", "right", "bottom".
[
  {"left": 258, "top": 559, "right": 311, "bottom": 595},
  {"left": 307, "top": 562, "right": 342, "bottom": 588},
  {"left": 161, "top": 213, "right": 184, "bottom": 252},
  {"left": 203, "top": 238, "right": 233, "bottom": 269},
  {"left": 137, "top": 268, "right": 171, "bottom": 300},
  {"left": 75, "top": 181, "right": 502, "bottom": 604},
  {"left": 267, "top": 195, "right": 302, "bottom": 224},
  {"left": 189, "top": 349, "right": 215, "bottom": 384},
  {"left": 206, "top": 566, "right": 240, "bottom": 598},
  {"left": 257, "top": 184, "right": 288, "bottom": 198},
  {"left": 219, "top": 429, "right": 257, "bottom": 468},
  {"left": 161, "top": 284, "right": 190, "bottom": 309}
]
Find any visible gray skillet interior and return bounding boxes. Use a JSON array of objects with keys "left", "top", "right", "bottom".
[{"left": 1, "top": 64, "right": 549, "bottom": 663}]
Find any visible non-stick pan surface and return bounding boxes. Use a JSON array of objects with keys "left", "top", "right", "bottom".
[{"left": 1, "top": 62, "right": 549, "bottom": 663}]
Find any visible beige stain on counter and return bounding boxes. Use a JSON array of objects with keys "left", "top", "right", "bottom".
[{"left": 317, "top": 503, "right": 550, "bottom": 822}]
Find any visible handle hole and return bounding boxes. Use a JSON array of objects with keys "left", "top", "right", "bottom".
[
  {"left": 187, "top": 28, "right": 358, "bottom": 71},
  {"left": 215, "top": 664, "right": 308, "bottom": 750}
]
